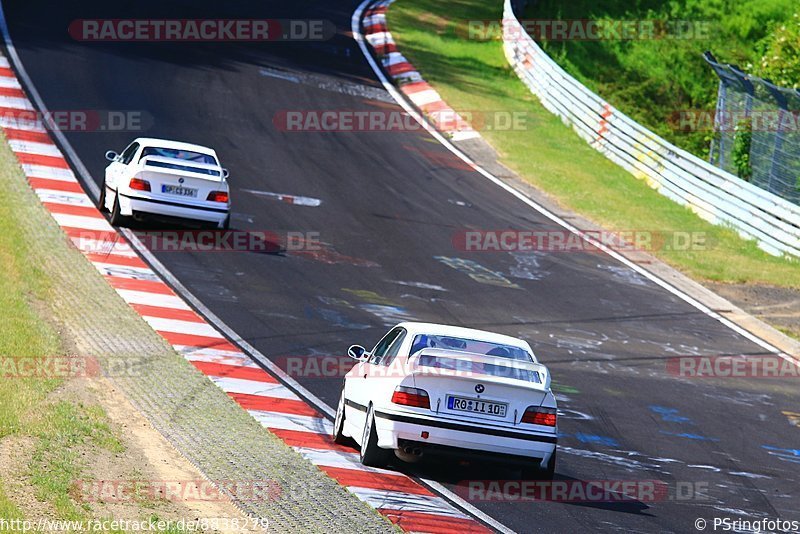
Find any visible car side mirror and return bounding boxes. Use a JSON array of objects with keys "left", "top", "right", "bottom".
[
  {"left": 222, "top": 168, "right": 230, "bottom": 179},
  {"left": 348, "top": 345, "right": 368, "bottom": 361},
  {"left": 105, "top": 150, "right": 119, "bottom": 162}
]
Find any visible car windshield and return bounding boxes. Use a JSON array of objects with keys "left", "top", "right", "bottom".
[
  {"left": 140, "top": 146, "right": 217, "bottom": 165},
  {"left": 409, "top": 334, "right": 533, "bottom": 362}
]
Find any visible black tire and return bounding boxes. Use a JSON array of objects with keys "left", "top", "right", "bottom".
[
  {"left": 332, "top": 389, "right": 356, "bottom": 447},
  {"left": 522, "top": 449, "right": 556, "bottom": 480},
  {"left": 109, "top": 193, "right": 128, "bottom": 227},
  {"left": 219, "top": 215, "right": 230, "bottom": 230},
  {"left": 97, "top": 184, "right": 107, "bottom": 212},
  {"left": 359, "top": 405, "right": 391, "bottom": 468}
]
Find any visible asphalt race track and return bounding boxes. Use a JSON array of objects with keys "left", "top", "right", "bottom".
[{"left": 6, "top": 0, "right": 799, "bottom": 531}]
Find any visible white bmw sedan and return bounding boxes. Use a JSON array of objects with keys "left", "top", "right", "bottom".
[
  {"left": 333, "top": 322, "right": 558, "bottom": 479},
  {"left": 100, "top": 138, "right": 231, "bottom": 229}
]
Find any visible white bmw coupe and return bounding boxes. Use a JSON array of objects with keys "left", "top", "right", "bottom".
[
  {"left": 333, "top": 322, "right": 558, "bottom": 479},
  {"left": 100, "top": 138, "right": 231, "bottom": 229}
]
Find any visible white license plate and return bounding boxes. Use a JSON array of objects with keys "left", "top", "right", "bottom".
[
  {"left": 447, "top": 395, "right": 507, "bottom": 417},
  {"left": 162, "top": 184, "right": 197, "bottom": 197}
]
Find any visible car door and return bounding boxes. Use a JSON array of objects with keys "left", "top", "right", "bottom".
[
  {"left": 346, "top": 327, "right": 405, "bottom": 436},
  {"left": 105, "top": 142, "right": 139, "bottom": 192}
]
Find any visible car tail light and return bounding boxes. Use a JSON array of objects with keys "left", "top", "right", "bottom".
[
  {"left": 129, "top": 178, "right": 151, "bottom": 192},
  {"left": 521, "top": 406, "right": 557, "bottom": 426},
  {"left": 207, "top": 191, "right": 229, "bottom": 202},
  {"left": 391, "top": 386, "right": 430, "bottom": 409}
]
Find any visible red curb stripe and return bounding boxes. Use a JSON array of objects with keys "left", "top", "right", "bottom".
[
  {"left": 229, "top": 392, "right": 319, "bottom": 417},
  {"left": 131, "top": 304, "right": 204, "bottom": 323},
  {"left": 400, "top": 81, "right": 433, "bottom": 95},
  {"left": 319, "top": 466, "right": 433, "bottom": 495},
  {"left": 15, "top": 152, "right": 70, "bottom": 169},
  {"left": 191, "top": 361, "right": 277, "bottom": 383},
  {"left": 28, "top": 177, "right": 83, "bottom": 193},
  {"left": 2, "top": 127, "right": 51, "bottom": 144},
  {"left": 377, "top": 510, "right": 492, "bottom": 534},
  {"left": 419, "top": 100, "right": 450, "bottom": 114},
  {"left": 158, "top": 331, "right": 239, "bottom": 353},
  {"left": 364, "top": 22, "right": 385, "bottom": 33},
  {"left": 106, "top": 276, "right": 177, "bottom": 296},
  {"left": 372, "top": 42, "right": 397, "bottom": 55},
  {"left": 386, "top": 62, "right": 415, "bottom": 76},
  {"left": 42, "top": 202, "right": 103, "bottom": 219},
  {"left": 269, "top": 428, "right": 354, "bottom": 452},
  {"left": 85, "top": 251, "right": 149, "bottom": 269},
  {"left": 0, "top": 86, "right": 25, "bottom": 98},
  {"left": 61, "top": 227, "right": 121, "bottom": 242}
]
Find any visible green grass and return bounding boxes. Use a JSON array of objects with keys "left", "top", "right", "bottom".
[
  {"left": 523, "top": 0, "right": 798, "bottom": 157},
  {"left": 387, "top": 0, "right": 800, "bottom": 288},
  {"left": 0, "top": 140, "right": 180, "bottom": 532}
]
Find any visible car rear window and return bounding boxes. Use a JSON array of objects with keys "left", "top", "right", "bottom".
[
  {"left": 144, "top": 159, "right": 221, "bottom": 177},
  {"left": 409, "top": 334, "right": 533, "bottom": 362},
  {"left": 140, "top": 146, "right": 217, "bottom": 165}
]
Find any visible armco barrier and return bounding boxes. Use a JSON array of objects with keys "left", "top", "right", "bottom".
[{"left": 501, "top": 0, "right": 800, "bottom": 258}]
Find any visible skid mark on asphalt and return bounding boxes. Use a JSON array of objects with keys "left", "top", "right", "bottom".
[
  {"left": 434, "top": 256, "right": 520, "bottom": 289},
  {"left": 259, "top": 66, "right": 393, "bottom": 103},
  {"left": 762, "top": 445, "right": 800, "bottom": 465},
  {"left": 390, "top": 280, "right": 447, "bottom": 291}
]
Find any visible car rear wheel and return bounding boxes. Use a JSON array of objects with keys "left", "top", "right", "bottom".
[
  {"left": 332, "top": 389, "right": 355, "bottom": 447},
  {"left": 360, "top": 405, "right": 390, "bottom": 468},
  {"left": 522, "top": 449, "right": 556, "bottom": 480},
  {"left": 97, "top": 184, "right": 107, "bottom": 212},
  {"left": 109, "top": 194, "right": 129, "bottom": 227}
]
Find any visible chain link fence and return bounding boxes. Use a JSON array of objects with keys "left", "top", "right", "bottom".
[{"left": 705, "top": 52, "right": 800, "bottom": 206}]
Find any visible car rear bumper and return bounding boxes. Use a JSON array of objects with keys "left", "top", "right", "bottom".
[
  {"left": 373, "top": 408, "right": 557, "bottom": 462},
  {"left": 118, "top": 191, "right": 229, "bottom": 224}
]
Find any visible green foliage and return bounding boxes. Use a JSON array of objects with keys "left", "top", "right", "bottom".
[
  {"left": 753, "top": 13, "right": 800, "bottom": 88},
  {"left": 524, "top": 0, "right": 797, "bottom": 157},
  {"left": 731, "top": 118, "right": 752, "bottom": 180}
]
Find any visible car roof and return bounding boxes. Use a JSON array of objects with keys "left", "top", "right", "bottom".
[
  {"left": 395, "top": 322, "right": 531, "bottom": 350},
  {"left": 132, "top": 137, "right": 218, "bottom": 157}
]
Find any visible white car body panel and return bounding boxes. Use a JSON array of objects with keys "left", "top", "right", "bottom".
[
  {"left": 340, "top": 322, "right": 558, "bottom": 469},
  {"left": 103, "top": 137, "right": 230, "bottom": 227}
]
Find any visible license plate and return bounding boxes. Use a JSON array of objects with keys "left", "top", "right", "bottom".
[
  {"left": 162, "top": 184, "right": 197, "bottom": 197},
  {"left": 447, "top": 395, "right": 507, "bottom": 417}
]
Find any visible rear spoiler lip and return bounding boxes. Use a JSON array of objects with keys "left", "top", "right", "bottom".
[
  {"left": 137, "top": 155, "right": 225, "bottom": 181},
  {"left": 410, "top": 348, "right": 551, "bottom": 391}
]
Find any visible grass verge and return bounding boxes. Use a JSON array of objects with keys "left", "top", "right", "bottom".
[
  {"left": 0, "top": 136, "right": 178, "bottom": 533},
  {"left": 386, "top": 0, "right": 800, "bottom": 289}
]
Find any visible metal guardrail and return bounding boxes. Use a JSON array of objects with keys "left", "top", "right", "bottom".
[{"left": 501, "top": 0, "right": 800, "bottom": 258}]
